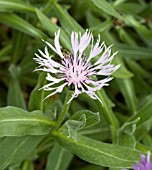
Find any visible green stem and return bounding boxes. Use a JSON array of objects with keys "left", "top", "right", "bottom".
[
  {"left": 55, "top": 91, "right": 73, "bottom": 129},
  {"left": 97, "top": 89, "right": 119, "bottom": 128},
  {"left": 97, "top": 89, "right": 119, "bottom": 144}
]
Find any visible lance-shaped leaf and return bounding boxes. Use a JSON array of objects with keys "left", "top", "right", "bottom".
[
  {"left": 36, "top": 8, "right": 71, "bottom": 50},
  {"left": 0, "top": 13, "right": 45, "bottom": 39},
  {"left": 0, "top": 136, "right": 44, "bottom": 169},
  {"left": 91, "top": 0, "right": 122, "bottom": 19},
  {"left": 126, "top": 101, "right": 152, "bottom": 128},
  {"left": 0, "top": 0, "right": 35, "bottom": 13},
  {"left": 53, "top": 131, "right": 140, "bottom": 168},
  {"left": 46, "top": 142, "right": 73, "bottom": 170},
  {"left": 0, "top": 106, "right": 55, "bottom": 137}
]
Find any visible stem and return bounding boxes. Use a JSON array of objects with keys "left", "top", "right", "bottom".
[
  {"left": 97, "top": 89, "right": 119, "bottom": 144},
  {"left": 55, "top": 91, "right": 73, "bottom": 129},
  {"left": 97, "top": 89, "right": 119, "bottom": 128}
]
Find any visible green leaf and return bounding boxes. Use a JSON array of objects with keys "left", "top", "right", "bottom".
[
  {"left": 36, "top": 8, "right": 71, "bottom": 50},
  {"left": 0, "top": 106, "right": 55, "bottom": 137},
  {"left": 51, "top": 1, "right": 84, "bottom": 35},
  {"left": 118, "top": 133, "right": 136, "bottom": 148},
  {"left": 117, "top": 44, "right": 152, "bottom": 60},
  {"left": 21, "top": 160, "right": 34, "bottom": 170},
  {"left": 0, "top": 0, "right": 35, "bottom": 13},
  {"left": 0, "top": 13, "right": 45, "bottom": 39},
  {"left": 97, "top": 89, "right": 119, "bottom": 129},
  {"left": 28, "top": 72, "right": 47, "bottom": 111},
  {"left": 7, "top": 64, "right": 26, "bottom": 109},
  {"left": 28, "top": 72, "right": 58, "bottom": 112},
  {"left": 65, "top": 110, "right": 100, "bottom": 141},
  {"left": 91, "top": 0, "right": 122, "bottom": 19},
  {"left": 53, "top": 131, "right": 140, "bottom": 168},
  {"left": 117, "top": 78, "right": 137, "bottom": 113},
  {"left": 120, "top": 118, "right": 140, "bottom": 135},
  {"left": 46, "top": 142, "right": 73, "bottom": 170},
  {"left": 100, "top": 32, "right": 133, "bottom": 78},
  {"left": 70, "top": 110, "right": 100, "bottom": 129},
  {"left": 11, "top": 31, "right": 27, "bottom": 64},
  {"left": 125, "top": 58, "right": 151, "bottom": 78},
  {"left": 118, "top": 118, "right": 140, "bottom": 148},
  {"left": 117, "top": 28, "right": 137, "bottom": 46},
  {"left": 66, "top": 116, "right": 85, "bottom": 141},
  {"left": 123, "top": 15, "right": 152, "bottom": 44},
  {"left": 112, "top": 55, "right": 134, "bottom": 78},
  {"left": 0, "top": 44, "right": 11, "bottom": 62},
  {"left": 127, "top": 101, "right": 152, "bottom": 128},
  {"left": 0, "top": 136, "right": 44, "bottom": 169}
]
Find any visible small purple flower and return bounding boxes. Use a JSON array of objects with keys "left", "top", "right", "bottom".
[
  {"left": 34, "top": 30, "right": 120, "bottom": 103},
  {"left": 132, "top": 151, "right": 152, "bottom": 170}
]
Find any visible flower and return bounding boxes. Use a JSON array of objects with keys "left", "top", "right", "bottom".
[
  {"left": 132, "top": 151, "right": 152, "bottom": 170},
  {"left": 34, "top": 30, "right": 120, "bottom": 103}
]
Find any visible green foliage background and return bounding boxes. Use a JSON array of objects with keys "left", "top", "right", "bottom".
[{"left": 0, "top": 0, "right": 152, "bottom": 169}]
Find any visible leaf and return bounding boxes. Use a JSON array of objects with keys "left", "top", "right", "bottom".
[
  {"left": 117, "top": 78, "right": 137, "bottom": 113},
  {"left": 125, "top": 58, "right": 151, "bottom": 78},
  {"left": 127, "top": 101, "right": 152, "bottom": 128},
  {"left": 36, "top": 8, "right": 71, "bottom": 50},
  {"left": 100, "top": 32, "right": 134, "bottom": 79},
  {"left": 28, "top": 73, "right": 47, "bottom": 111},
  {"left": 21, "top": 160, "right": 34, "bottom": 170},
  {"left": 0, "top": 136, "right": 44, "bottom": 169},
  {"left": 28, "top": 72, "right": 58, "bottom": 112},
  {"left": 51, "top": 1, "right": 84, "bottom": 35},
  {"left": 0, "top": 0, "right": 35, "bottom": 13},
  {"left": 117, "top": 44, "right": 152, "bottom": 60},
  {"left": 91, "top": 0, "right": 122, "bottom": 19},
  {"left": 11, "top": 30, "right": 27, "bottom": 64},
  {"left": 0, "top": 106, "right": 55, "bottom": 137},
  {"left": 124, "top": 15, "right": 152, "bottom": 44},
  {"left": 65, "top": 110, "right": 100, "bottom": 141},
  {"left": 70, "top": 110, "right": 100, "bottom": 128},
  {"left": 118, "top": 133, "right": 136, "bottom": 149},
  {"left": 46, "top": 142, "right": 73, "bottom": 170},
  {"left": 7, "top": 64, "right": 26, "bottom": 109},
  {"left": 97, "top": 89, "right": 119, "bottom": 128},
  {"left": 66, "top": 116, "right": 85, "bottom": 141},
  {"left": 120, "top": 118, "right": 140, "bottom": 135},
  {"left": 0, "top": 13, "right": 45, "bottom": 39},
  {"left": 0, "top": 44, "right": 11, "bottom": 62},
  {"left": 118, "top": 118, "right": 140, "bottom": 148},
  {"left": 112, "top": 57, "right": 134, "bottom": 78},
  {"left": 117, "top": 28, "right": 137, "bottom": 46},
  {"left": 53, "top": 131, "right": 140, "bottom": 168}
]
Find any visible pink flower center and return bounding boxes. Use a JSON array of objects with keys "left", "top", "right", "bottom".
[{"left": 61, "top": 55, "right": 89, "bottom": 85}]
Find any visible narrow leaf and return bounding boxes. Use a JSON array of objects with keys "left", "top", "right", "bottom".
[
  {"left": 52, "top": 1, "right": 84, "bottom": 35},
  {"left": 0, "top": 13, "right": 45, "bottom": 38},
  {"left": 7, "top": 64, "right": 26, "bottom": 109},
  {"left": 117, "top": 78, "right": 137, "bottom": 113},
  {"left": 0, "top": 136, "right": 44, "bottom": 169},
  {"left": 54, "top": 131, "right": 140, "bottom": 168},
  {"left": 91, "top": 0, "right": 122, "bottom": 19},
  {"left": 127, "top": 101, "right": 152, "bottom": 127},
  {"left": 0, "top": 106, "right": 55, "bottom": 137},
  {"left": 36, "top": 8, "right": 71, "bottom": 50},
  {"left": 0, "top": 0, "right": 35, "bottom": 13},
  {"left": 46, "top": 142, "right": 73, "bottom": 170}
]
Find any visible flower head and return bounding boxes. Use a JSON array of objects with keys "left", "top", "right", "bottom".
[
  {"left": 132, "top": 151, "right": 152, "bottom": 170},
  {"left": 34, "top": 30, "right": 120, "bottom": 103}
]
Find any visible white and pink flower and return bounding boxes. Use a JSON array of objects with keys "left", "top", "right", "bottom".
[{"left": 34, "top": 30, "right": 120, "bottom": 103}]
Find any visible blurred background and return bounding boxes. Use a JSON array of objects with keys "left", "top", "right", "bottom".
[{"left": 0, "top": 0, "right": 152, "bottom": 169}]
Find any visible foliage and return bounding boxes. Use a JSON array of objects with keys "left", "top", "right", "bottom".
[{"left": 0, "top": 0, "right": 152, "bottom": 169}]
